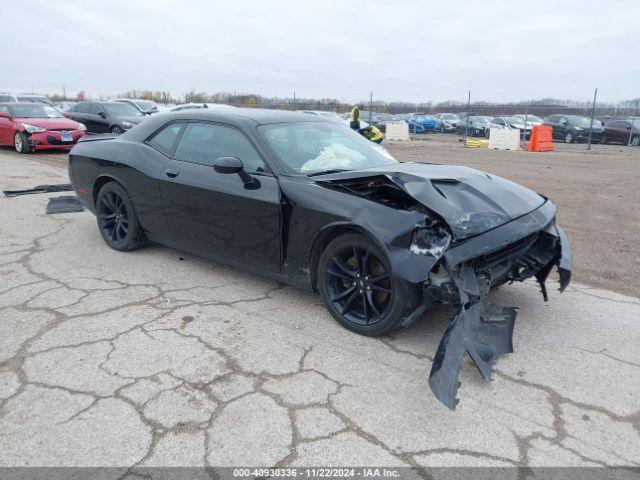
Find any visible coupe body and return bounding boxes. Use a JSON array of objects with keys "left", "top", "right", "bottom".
[
  {"left": 68, "top": 108, "right": 572, "bottom": 409},
  {"left": 0, "top": 102, "right": 87, "bottom": 153}
]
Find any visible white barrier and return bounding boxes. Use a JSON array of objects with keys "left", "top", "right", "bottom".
[
  {"left": 489, "top": 128, "right": 521, "bottom": 150},
  {"left": 384, "top": 122, "right": 410, "bottom": 141}
]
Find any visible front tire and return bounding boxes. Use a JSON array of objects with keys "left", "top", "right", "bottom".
[
  {"left": 95, "top": 182, "right": 147, "bottom": 251},
  {"left": 317, "top": 233, "right": 418, "bottom": 336},
  {"left": 14, "top": 132, "right": 32, "bottom": 154},
  {"left": 564, "top": 132, "right": 574, "bottom": 143},
  {"left": 631, "top": 135, "right": 640, "bottom": 147},
  {"left": 110, "top": 125, "right": 124, "bottom": 135}
]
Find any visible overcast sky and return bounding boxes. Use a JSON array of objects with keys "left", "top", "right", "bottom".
[{"left": 2, "top": 0, "right": 637, "bottom": 103}]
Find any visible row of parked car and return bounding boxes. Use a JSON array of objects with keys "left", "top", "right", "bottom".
[
  {"left": 361, "top": 110, "right": 640, "bottom": 146},
  {"left": 0, "top": 94, "right": 240, "bottom": 153},
  {"left": 1, "top": 92, "right": 639, "bottom": 153}
]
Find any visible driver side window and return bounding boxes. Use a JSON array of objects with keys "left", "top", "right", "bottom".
[
  {"left": 89, "top": 104, "right": 102, "bottom": 115},
  {"left": 173, "top": 123, "right": 266, "bottom": 173}
]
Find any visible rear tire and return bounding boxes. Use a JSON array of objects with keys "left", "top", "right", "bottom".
[
  {"left": 317, "top": 233, "right": 419, "bottom": 336},
  {"left": 95, "top": 182, "right": 147, "bottom": 251},
  {"left": 14, "top": 132, "right": 32, "bottom": 154}
]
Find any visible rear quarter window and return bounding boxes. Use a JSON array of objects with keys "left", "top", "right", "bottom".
[{"left": 147, "top": 123, "right": 184, "bottom": 156}]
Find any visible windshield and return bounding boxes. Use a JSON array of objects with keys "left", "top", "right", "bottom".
[
  {"left": 258, "top": 121, "right": 397, "bottom": 175},
  {"left": 441, "top": 114, "right": 458, "bottom": 120},
  {"left": 136, "top": 100, "right": 157, "bottom": 110},
  {"left": 517, "top": 114, "right": 542, "bottom": 122},
  {"left": 567, "top": 116, "right": 591, "bottom": 127},
  {"left": 505, "top": 117, "right": 524, "bottom": 124},
  {"left": 103, "top": 103, "right": 142, "bottom": 116},
  {"left": 9, "top": 105, "right": 63, "bottom": 118}
]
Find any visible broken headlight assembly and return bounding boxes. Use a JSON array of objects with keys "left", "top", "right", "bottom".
[
  {"left": 409, "top": 225, "right": 451, "bottom": 259},
  {"left": 21, "top": 123, "right": 47, "bottom": 134}
]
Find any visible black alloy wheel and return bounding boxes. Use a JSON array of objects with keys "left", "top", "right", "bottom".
[
  {"left": 110, "top": 125, "right": 124, "bottom": 135},
  {"left": 98, "top": 190, "right": 129, "bottom": 245},
  {"left": 95, "top": 182, "right": 146, "bottom": 251},
  {"left": 318, "top": 234, "right": 418, "bottom": 336}
]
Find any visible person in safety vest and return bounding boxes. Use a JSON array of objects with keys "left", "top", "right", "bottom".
[
  {"left": 359, "top": 125, "right": 383, "bottom": 144},
  {"left": 349, "top": 105, "right": 362, "bottom": 130}
]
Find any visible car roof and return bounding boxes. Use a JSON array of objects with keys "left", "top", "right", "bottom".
[
  {"left": 167, "top": 107, "right": 329, "bottom": 125},
  {"left": 123, "top": 107, "right": 333, "bottom": 143}
]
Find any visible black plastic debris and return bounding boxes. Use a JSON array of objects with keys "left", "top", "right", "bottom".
[
  {"left": 3, "top": 184, "right": 73, "bottom": 197},
  {"left": 46, "top": 196, "right": 85, "bottom": 214}
]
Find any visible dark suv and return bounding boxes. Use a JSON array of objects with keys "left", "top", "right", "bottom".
[
  {"left": 543, "top": 114, "right": 604, "bottom": 143},
  {"left": 66, "top": 101, "right": 145, "bottom": 134}
]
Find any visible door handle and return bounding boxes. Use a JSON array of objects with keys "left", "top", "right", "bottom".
[{"left": 165, "top": 169, "right": 179, "bottom": 178}]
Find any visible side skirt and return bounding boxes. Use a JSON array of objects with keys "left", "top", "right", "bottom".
[{"left": 145, "top": 233, "right": 314, "bottom": 292}]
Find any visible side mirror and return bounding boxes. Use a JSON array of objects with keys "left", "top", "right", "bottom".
[
  {"left": 214, "top": 156, "right": 244, "bottom": 174},
  {"left": 98, "top": 111, "right": 106, "bottom": 118},
  {"left": 213, "top": 156, "right": 257, "bottom": 188}
]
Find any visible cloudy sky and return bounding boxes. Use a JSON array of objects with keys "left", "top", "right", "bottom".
[{"left": 2, "top": 0, "right": 637, "bottom": 103}]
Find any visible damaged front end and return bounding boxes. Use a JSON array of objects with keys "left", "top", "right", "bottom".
[
  {"left": 413, "top": 202, "right": 572, "bottom": 410},
  {"left": 312, "top": 167, "right": 572, "bottom": 410}
]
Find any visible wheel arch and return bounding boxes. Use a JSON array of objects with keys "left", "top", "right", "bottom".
[
  {"left": 93, "top": 174, "right": 129, "bottom": 205},
  {"left": 308, "top": 222, "right": 388, "bottom": 292}
]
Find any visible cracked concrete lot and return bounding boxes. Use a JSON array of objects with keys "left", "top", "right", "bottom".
[{"left": 1, "top": 150, "right": 639, "bottom": 469}]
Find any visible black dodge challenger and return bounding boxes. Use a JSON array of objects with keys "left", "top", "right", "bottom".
[{"left": 69, "top": 108, "right": 572, "bottom": 409}]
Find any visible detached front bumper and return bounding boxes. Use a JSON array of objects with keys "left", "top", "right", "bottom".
[
  {"left": 423, "top": 201, "right": 572, "bottom": 409},
  {"left": 29, "top": 130, "right": 87, "bottom": 150}
]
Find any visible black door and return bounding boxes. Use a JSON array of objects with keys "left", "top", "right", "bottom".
[
  {"left": 159, "top": 122, "right": 281, "bottom": 272},
  {"left": 88, "top": 104, "right": 109, "bottom": 133},
  {"left": 558, "top": 117, "right": 572, "bottom": 139},
  {"left": 67, "top": 103, "right": 89, "bottom": 127}
]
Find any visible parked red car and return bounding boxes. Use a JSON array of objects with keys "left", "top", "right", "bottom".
[{"left": 0, "top": 102, "right": 87, "bottom": 153}]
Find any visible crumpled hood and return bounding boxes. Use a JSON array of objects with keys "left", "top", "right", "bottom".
[{"left": 315, "top": 162, "right": 546, "bottom": 239}]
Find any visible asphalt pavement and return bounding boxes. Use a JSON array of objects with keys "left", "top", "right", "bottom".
[{"left": 1, "top": 150, "right": 639, "bottom": 470}]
